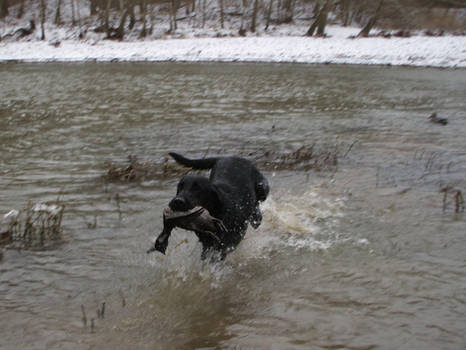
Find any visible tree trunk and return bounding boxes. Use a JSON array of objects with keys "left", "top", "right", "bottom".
[
  {"left": 172, "top": 0, "right": 178, "bottom": 31},
  {"left": 114, "top": 5, "right": 130, "bottom": 39},
  {"left": 54, "top": 0, "right": 62, "bottom": 25},
  {"left": 128, "top": 4, "right": 135, "bottom": 30},
  {"left": 76, "top": 0, "right": 81, "bottom": 28},
  {"left": 168, "top": 0, "right": 178, "bottom": 32},
  {"left": 0, "top": 0, "right": 9, "bottom": 19},
  {"left": 265, "top": 0, "right": 273, "bottom": 30},
  {"left": 316, "top": 0, "right": 330, "bottom": 36},
  {"left": 18, "top": 0, "right": 25, "bottom": 18},
  {"left": 149, "top": 3, "right": 154, "bottom": 35},
  {"left": 357, "top": 0, "right": 384, "bottom": 37},
  {"left": 105, "top": 0, "right": 111, "bottom": 37},
  {"left": 306, "top": 0, "right": 331, "bottom": 37},
  {"left": 276, "top": 0, "right": 281, "bottom": 21},
  {"left": 239, "top": 0, "right": 246, "bottom": 34},
  {"left": 40, "top": 0, "right": 46, "bottom": 40},
  {"left": 219, "top": 0, "right": 224, "bottom": 29},
  {"left": 201, "top": 0, "right": 206, "bottom": 28},
  {"left": 281, "top": 0, "right": 293, "bottom": 23},
  {"left": 251, "top": 0, "right": 259, "bottom": 32},
  {"left": 140, "top": 0, "right": 147, "bottom": 38},
  {"left": 341, "top": 0, "right": 350, "bottom": 26},
  {"left": 90, "top": 0, "right": 97, "bottom": 15},
  {"left": 71, "top": 0, "right": 76, "bottom": 26}
]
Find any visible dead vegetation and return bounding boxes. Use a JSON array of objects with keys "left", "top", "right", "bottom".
[
  {"left": 103, "top": 143, "right": 355, "bottom": 183},
  {"left": 241, "top": 144, "right": 344, "bottom": 171},
  {"left": 103, "top": 155, "right": 189, "bottom": 182},
  {"left": 0, "top": 199, "right": 65, "bottom": 249},
  {"left": 441, "top": 186, "right": 464, "bottom": 214}
]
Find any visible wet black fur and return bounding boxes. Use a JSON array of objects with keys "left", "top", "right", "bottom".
[{"left": 168, "top": 152, "right": 269, "bottom": 259}]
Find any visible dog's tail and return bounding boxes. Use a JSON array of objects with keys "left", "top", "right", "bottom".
[{"left": 169, "top": 152, "right": 219, "bottom": 170}]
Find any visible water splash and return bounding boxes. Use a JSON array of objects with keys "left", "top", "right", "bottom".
[{"left": 235, "top": 186, "right": 347, "bottom": 259}]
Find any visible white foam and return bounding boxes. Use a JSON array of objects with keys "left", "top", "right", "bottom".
[{"left": 234, "top": 187, "right": 347, "bottom": 259}]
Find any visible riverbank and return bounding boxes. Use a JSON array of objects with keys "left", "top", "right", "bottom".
[{"left": 1, "top": 25, "right": 465, "bottom": 68}]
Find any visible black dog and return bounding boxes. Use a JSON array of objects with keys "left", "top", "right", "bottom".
[{"left": 152, "top": 152, "right": 269, "bottom": 260}]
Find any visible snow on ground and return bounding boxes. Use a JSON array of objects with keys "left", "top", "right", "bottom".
[
  {"left": 1, "top": 28, "right": 465, "bottom": 68},
  {"left": 0, "top": 0, "right": 464, "bottom": 68}
]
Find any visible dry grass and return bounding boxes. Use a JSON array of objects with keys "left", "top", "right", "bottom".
[
  {"left": 441, "top": 186, "right": 465, "bottom": 214},
  {"left": 103, "top": 143, "right": 355, "bottom": 183},
  {"left": 103, "top": 155, "right": 188, "bottom": 182},
  {"left": 241, "top": 144, "right": 344, "bottom": 172},
  {"left": 0, "top": 199, "right": 65, "bottom": 249}
]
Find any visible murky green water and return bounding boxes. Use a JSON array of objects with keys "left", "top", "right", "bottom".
[{"left": 0, "top": 62, "right": 465, "bottom": 350}]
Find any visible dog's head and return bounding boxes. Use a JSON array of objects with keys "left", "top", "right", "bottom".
[{"left": 169, "top": 175, "right": 222, "bottom": 215}]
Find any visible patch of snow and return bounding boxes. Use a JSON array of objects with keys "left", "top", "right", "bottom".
[{"left": 1, "top": 31, "right": 465, "bottom": 67}]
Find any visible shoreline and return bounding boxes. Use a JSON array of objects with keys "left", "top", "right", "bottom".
[
  {"left": 1, "top": 58, "right": 462, "bottom": 70},
  {"left": 1, "top": 35, "right": 465, "bottom": 68}
]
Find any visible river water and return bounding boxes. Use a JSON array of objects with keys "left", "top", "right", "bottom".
[{"left": 0, "top": 62, "right": 465, "bottom": 350}]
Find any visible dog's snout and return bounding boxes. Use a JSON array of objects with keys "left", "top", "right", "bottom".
[{"left": 169, "top": 197, "right": 188, "bottom": 211}]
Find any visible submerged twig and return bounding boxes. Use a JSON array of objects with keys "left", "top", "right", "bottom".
[
  {"left": 115, "top": 193, "right": 122, "bottom": 221},
  {"left": 441, "top": 186, "right": 464, "bottom": 214},
  {"left": 119, "top": 289, "right": 126, "bottom": 308},
  {"left": 81, "top": 304, "right": 87, "bottom": 328},
  {"left": 454, "top": 191, "right": 464, "bottom": 213},
  {"left": 97, "top": 302, "right": 106, "bottom": 319}
]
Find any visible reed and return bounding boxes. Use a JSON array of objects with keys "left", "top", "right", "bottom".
[{"left": 0, "top": 199, "right": 65, "bottom": 249}]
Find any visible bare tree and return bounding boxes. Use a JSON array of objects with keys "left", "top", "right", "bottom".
[
  {"left": 201, "top": 0, "right": 206, "bottom": 28},
  {"left": 76, "top": 0, "right": 81, "bottom": 28},
  {"left": 358, "top": 0, "right": 384, "bottom": 37},
  {"left": 40, "top": 0, "right": 47, "bottom": 40},
  {"left": 172, "top": 0, "right": 179, "bottom": 31},
  {"left": 168, "top": 0, "right": 179, "bottom": 32},
  {"left": 55, "top": 0, "right": 62, "bottom": 25},
  {"left": 17, "top": 0, "right": 25, "bottom": 18},
  {"left": 140, "top": 0, "right": 148, "bottom": 37},
  {"left": 71, "top": 0, "right": 76, "bottom": 26},
  {"left": 265, "top": 0, "right": 274, "bottom": 30},
  {"left": 306, "top": 0, "right": 332, "bottom": 37},
  {"left": 239, "top": 0, "right": 247, "bottom": 35},
  {"left": 219, "top": 0, "right": 224, "bottom": 29},
  {"left": 128, "top": 2, "right": 136, "bottom": 29},
  {"left": 281, "top": 0, "right": 294, "bottom": 23},
  {"left": 251, "top": 0, "right": 259, "bottom": 32},
  {"left": 341, "top": 0, "right": 351, "bottom": 26},
  {"left": 90, "top": 0, "right": 97, "bottom": 15},
  {"left": 114, "top": 3, "right": 131, "bottom": 39},
  {"left": 105, "top": 0, "right": 111, "bottom": 37},
  {"left": 0, "top": 0, "right": 9, "bottom": 18}
]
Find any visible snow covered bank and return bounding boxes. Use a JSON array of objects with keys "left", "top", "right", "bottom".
[
  {"left": 1, "top": 25, "right": 465, "bottom": 67},
  {"left": 1, "top": 32, "right": 465, "bottom": 67}
]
